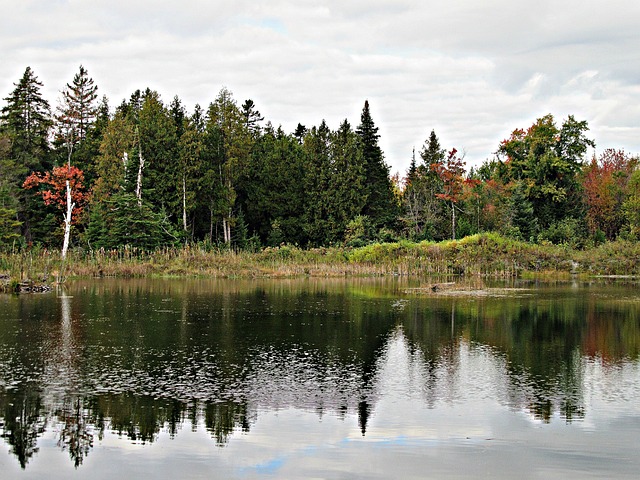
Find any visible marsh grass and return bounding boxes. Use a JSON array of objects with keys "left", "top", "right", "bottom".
[{"left": 0, "top": 233, "right": 638, "bottom": 287}]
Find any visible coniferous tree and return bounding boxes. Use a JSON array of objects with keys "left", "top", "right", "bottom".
[
  {"left": 293, "top": 123, "right": 307, "bottom": 144},
  {"left": 241, "top": 99, "right": 264, "bottom": 139},
  {"left": 1, "top": 67, "right": 52, "bottom": 172},
  {"left": 241, "top": 123, "right": 306, "bottom": 244},
  {"left": 177, "top": 117, "right": 203, "bottom": 237},
  {"left": 329, "top": 119, "right": 367, "bottom": 242},
  {"left": 1, "top": 67, "right": 54, "bottom": 243},
  {"left": 206, "top": 88, "right": 252, "bottom": 244},
  {"left": 302, "top": 121, "right": 332, "bottom": 245},
  {"left": 402, "top": 130, "right": 448, "bottom": 240},
  {"left": 137, "top": 90, "right": 179, "bottom": 218},
  {"left": 86, "top": 192, "right": 178, "bottom": 250},
  {"left": 56, "top": 65, "right": 98, "bottom": 147},
  {"left": 356, "top": 100, "right": 397, "bottom": 231}
]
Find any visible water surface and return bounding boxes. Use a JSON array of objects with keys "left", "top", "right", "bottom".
[{"left": 1, "top": 277, "right": 639, "bottom": 478}]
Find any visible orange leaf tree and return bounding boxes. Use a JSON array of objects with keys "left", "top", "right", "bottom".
[
  {"left": 582, "top": 149, "right": 638, "bottom": 240},
  {"left": 430, "top": 148, "right": 475, "bottom": 239},
  {"left": 23, "top": 165, "right": 88, "bottom": 224}
]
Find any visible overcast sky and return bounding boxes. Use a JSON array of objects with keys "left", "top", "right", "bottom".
[{"left": 2, "top": 0, "right": 639, "bottom": 173}]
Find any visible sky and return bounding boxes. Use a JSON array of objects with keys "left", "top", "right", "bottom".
[{"left": 1, "top": 0, "right": 640, "bottom": 174}]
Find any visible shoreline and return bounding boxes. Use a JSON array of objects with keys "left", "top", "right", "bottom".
[{"left": 1, "top": 233, "right": 639, "bottom": 290}]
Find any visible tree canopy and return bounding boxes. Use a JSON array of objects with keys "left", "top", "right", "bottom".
[{"left": 1, "top": 66, "right": 639, "bottom": 252}]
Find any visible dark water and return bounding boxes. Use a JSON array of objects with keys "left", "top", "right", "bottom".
[{"left": 1, "top": 277, "right": 639, "bottom": 479}]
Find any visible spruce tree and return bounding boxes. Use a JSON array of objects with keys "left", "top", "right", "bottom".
[
  {"left": 1, "top": 67, "right": 54, "bottom": 243},
  {"left": 356, "top": 100, "right": 397, "bottom": 231},
  {"left": 1, "top": 67, "right": 52, "bottom": 173}
]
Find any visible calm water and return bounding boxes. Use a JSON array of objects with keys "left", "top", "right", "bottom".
[{"left": 0, "top": 277, "right": 639, "bottom": 479}]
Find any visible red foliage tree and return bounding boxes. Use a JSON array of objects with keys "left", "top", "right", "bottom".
[
  {"left": 582, "top": 149, "right": 637, "bottom": 240},
  {"left": 430, "top": 148, "right": 477, "bottom": 239},
  {"left": 23, "top": 165, "right": 88, "bottom": 224}
]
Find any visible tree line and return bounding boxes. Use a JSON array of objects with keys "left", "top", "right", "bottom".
[{"left": 1, "top": 65, "right": 639, "bottom": 253}]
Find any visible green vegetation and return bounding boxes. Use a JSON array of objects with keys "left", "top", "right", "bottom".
[
  {"left": 1, "top": 65, "right": 640, "bottom": 284},
  {"left": 1, "top": 233, "right": 638, "bottom": 287}
]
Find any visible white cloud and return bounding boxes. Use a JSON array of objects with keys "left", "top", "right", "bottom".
[{"left": 2, "top": 0, "right": 640, "bottom": 172}]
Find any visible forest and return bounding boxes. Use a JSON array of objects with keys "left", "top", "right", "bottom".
[{"left": 1, "top": 65, "right": 640, "bottom": 256}]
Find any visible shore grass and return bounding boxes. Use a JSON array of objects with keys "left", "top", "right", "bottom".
[{"left": 1, "top": 233, "right": 639, "bottom": 288}]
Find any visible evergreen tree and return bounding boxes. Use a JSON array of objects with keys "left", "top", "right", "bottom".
[
  {"left": 1, "top": 67, "right": 52, "bottom": 172},
  {"left": 241, "top": 123, "right": 306, "bottom": 244},
  {"left": 507, "top": 181, "right": 537, "bottom": 240},
  {"left": 293, "top": 123, "right": 307, "bottom": 144},
  {"left": 206, "top": 87, "right": 252, "bottom": 244},
  {"left": 356, "top": 100, "right": 397, "bottom": 230},
  {"left": 137, "top": 90, "right": 179, "bottom": 219},
  {"left": 86, "top": 192, "right": 178, "bottom": 250},
  {"left": 402, "top": 130, "right": 448, "bottom": 240},
  {"left": 177, "top": 117, "right": 203, "bottom": 237},
  {"left": 329, "top": 119, "right": 367, "bottom": 242},
  {"left": 0, "top": 67, "right": 54, "bottom": 243},
  {"left": 302, "top": 121, "right": 332, "bottom": 245},
  {"left": 241, "top": 99, "right": 264, "bottom": 138},
  {"left": 56, "top": 65, "right": 98, "bottom": 146}
]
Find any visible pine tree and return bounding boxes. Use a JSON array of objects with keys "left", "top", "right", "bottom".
[
  {"left": 356, "top": 100, "right": 397, "bottom": 230},
  {"left": 1, "top": 67, "right": 52, "bottom": 172},
  {"left": 57, "top": 65, "right": 98, "bottom": 145},
  {"left": 1, "top": 67, "right": 54, "bottom": 243},
  {"left": 241, "top": 99, "right": 264, "bottom": 138}
]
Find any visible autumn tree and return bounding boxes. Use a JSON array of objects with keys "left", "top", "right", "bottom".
[
  {"left": 430, "top": 148, "right": 468, "bottom": 240},
  {"left": 23, "top": 165, "right": 88, "bottom": 257},
  {"left": 581, "top": 149, "right": 638, "bottom": 240},
  {"left": 622, "top": 170, "right": 640, "bottom": 239},
  {"left": 497, "top": 114, "right": 594, "bottom": 241}
]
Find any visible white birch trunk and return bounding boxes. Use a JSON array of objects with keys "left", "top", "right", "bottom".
[
  {"left": 122, "top": 152, "right": 129, "bottom": 186},
  {"left": 182, "top": 174, "right": 188, "bottom": 232},
  {"left": 61, "top": 180, "right": 75, "bottom": 260},
  {"left": 451, "top": 200, "right": 456, "bottom": 241},
  {"left": 136, "top": 149, "right": 144, "bottom": 206},
  {"left": 222, "top": 217, "right": 231, "bottom": 244}
]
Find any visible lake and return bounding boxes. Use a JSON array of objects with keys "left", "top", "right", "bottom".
[{"left": 1, "top": 277, "right": 639, "bottom": 479}]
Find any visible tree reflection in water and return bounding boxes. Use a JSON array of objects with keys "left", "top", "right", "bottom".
[{"left": 0, "top": 278, "right": 638, "bottom": 470}]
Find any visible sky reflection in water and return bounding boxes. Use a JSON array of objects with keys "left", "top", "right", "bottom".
[{"left": 0, "top": 277, "right": 639, "bottom": 479}]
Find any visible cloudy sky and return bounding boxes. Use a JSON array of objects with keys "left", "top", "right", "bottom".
[{"left": 2, "top": 0, "right": 639, "bottom": 173}]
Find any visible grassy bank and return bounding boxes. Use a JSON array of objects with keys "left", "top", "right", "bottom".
[{"left": 1, "top": 233, "right": 639, "bottom": 288}]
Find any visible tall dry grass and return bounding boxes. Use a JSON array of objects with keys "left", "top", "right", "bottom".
[{"left": 1, "top": 233, "right": 638, "bottom": 287}]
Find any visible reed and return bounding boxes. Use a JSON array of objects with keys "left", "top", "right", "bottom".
[{"left": 0, "top": 234, "right": 638, "bottom": 285}]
